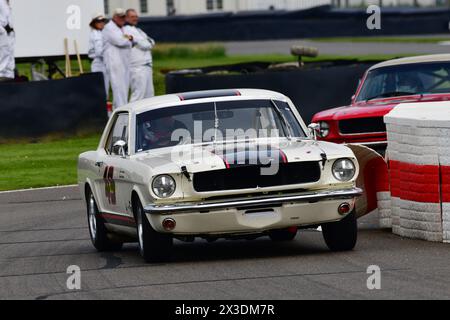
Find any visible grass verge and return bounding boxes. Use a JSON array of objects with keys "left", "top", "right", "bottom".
[{"left": 0, "top": 135, "right": 100, "bottom": 191}]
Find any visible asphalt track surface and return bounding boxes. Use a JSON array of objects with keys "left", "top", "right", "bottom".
[
  {"left": 224, "top": 37, "right": 450, "bottom": 56},
  {"left": 0, "top": 186, "right": 449, "bottom": 300}
]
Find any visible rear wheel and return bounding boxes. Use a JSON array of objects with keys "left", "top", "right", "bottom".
[
  {"left": 269, "top": 228, "right": 298, "bottom": 242},
  {"left": 86, "top": 188, "right": 123, "bottom": 252},
  {"left": 135, "top": 198, "right": 173, "bottom": 263},
  {"left": 322, "top": 211, "right": 357, "bottom": 252}
]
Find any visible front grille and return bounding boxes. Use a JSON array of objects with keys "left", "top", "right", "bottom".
[
  {"left": 193, "top": 162, "right": 321, "bottom": 192},
  {"left": 339, "top": 117, "right": 386, "bottom": 135}
]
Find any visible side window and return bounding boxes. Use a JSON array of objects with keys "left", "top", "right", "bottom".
[
  {"left": 106, "top": 113, "right": 129, "bottom": 155},
  {"left": 278, "top": 102, "right": 306, "bottom": 138}
]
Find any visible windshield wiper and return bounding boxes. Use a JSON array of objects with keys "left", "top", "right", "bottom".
[
  {"left": 271, "top": 100, "right": 292, "bottom": 141},
  {"left": 366, "top": 91, "right": 418, "bottom": 101}
]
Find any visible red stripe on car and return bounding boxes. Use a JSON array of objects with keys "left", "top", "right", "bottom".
[
  {"left": 99, "top": 213, "right": 135, "bottom": 223},
  {"left": 279, "top": 150, "right": 288, "bottom": 164}
]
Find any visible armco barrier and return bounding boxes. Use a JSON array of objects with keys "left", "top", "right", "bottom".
[{"left": 385, "top": 102, "right": 450, "bottom": 243}]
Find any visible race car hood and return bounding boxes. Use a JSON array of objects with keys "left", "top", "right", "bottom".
[
  {"left": 313, "top": 103, "right": 399, "bottom": 121},
  {"left": 133, "top": 139, "right": 354, "bottom": 176},
  {"left": 313, "top": 94, "right": 450, "bottom": 121}
]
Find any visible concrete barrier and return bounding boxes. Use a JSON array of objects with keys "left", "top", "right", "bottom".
[{"left": 385, "top": 102, "right": 450, "bottom": 243}]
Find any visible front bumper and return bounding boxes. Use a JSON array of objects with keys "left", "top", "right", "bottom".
[
  {"left": 145, "top": 188, "right": 363, "bottom": 235},
  {"left": 145, "top": 188, "right": 363, "bottom": 215}
]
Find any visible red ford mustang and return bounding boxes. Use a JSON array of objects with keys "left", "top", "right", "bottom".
[{"left": 312, "top": 54, "right": 450, "bottom": 154}]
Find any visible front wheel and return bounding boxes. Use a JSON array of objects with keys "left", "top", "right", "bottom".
[
  {"left": 86, "top": 188, "right": 123, "bottom": 252},
  {"left": 135, "top": 199, "right": 173, "bottom": 263},
  {"left": 322, "top": 211, "right": 357, "bottom": 252}
]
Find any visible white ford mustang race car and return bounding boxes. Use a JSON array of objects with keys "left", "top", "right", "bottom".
[{"left": 78, "top": 89, "right": 362, "bottom": 262}]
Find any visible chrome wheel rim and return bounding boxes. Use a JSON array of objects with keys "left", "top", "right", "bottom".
[
  {"left": 137, "top": 206, "right": 144, "bottom": 255},
  {"left": 88, "top": 195, "right": 97, "bottom": 241}
]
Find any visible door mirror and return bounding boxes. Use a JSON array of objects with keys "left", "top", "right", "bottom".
[
  {"left": 113, "top": 140, "right": 127, "bottom": 157},
  {"left": 308, "top": 123, "right": 320, "bottom": 140}
]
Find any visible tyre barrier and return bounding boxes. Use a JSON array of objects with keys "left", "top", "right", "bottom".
[{"left": 385, "top": 102, "right": 450, "bottom": 243}]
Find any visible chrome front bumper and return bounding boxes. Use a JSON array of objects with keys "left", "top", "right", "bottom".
[{"left": 145, "top": 188, "right": 363, "bottom": 215}]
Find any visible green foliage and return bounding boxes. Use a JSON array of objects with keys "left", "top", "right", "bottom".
[{"left": 153, "top": 43, "right": 226, "bottom": 60}]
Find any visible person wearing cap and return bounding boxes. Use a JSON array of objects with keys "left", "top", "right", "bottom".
[
  {"left": 88, "top": 13, "right": 109, "bottom": 98},
  {"left": 0, "top": 0, "right": 15, "bottom": 81},
  {"left": 124, "top": 9, "right": 156, "bottom": 102},
  {"left": 102, "top": 8, "right": 133, "bottom": 109}
]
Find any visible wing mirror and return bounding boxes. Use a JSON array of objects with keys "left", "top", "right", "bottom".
[
  {"left": 113, "top": 140, "right": 127, "bottom": 157},
  {"left": 308, "top": 123, "right": 320, "bottom": 141}
]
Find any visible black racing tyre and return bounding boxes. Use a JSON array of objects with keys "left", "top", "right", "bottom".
[
  {"left": 322, "top": 210, "right": 357, "bottom": 252},
  {"left": 135, "top": 198, "right": 173, "bottom": 263},
  {"left": 269, "top": 228, "right": 298, "bottom": 242},
  {"left": 86, "top": 188, "right": 123, "bottom": 252}
]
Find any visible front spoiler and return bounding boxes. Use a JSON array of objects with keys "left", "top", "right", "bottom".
[
  {"left": 145, "top": 188, "right": 363, "bottom": 215},
  {"left": 358, "top": 141, "right": 387, "bottom": 146}
]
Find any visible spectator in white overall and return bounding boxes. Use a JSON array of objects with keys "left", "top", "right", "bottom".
[
  {"left": 124, "top": 9, "right": 155, "bottom": 102},
  {"left": 88, "top": 13, "right": 109, "bottom": 98},
  {"left": 102, "top": 8, "right": 133, "bottom": 109},
  {"left": 0, "top": 0, "right": 15, "bottom": 81}
]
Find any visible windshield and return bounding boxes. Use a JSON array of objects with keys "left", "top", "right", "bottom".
[
  {"left": 357, "top": 62, "right": 450, "bottom": 102},
  {"left": 135, "top": 99, "right": 306, "bottom": 152}
]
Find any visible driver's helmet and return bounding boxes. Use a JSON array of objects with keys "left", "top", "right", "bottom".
[
  {"left": 397, "top": 73, "right": 423, "bottom": 92},
  {"left": 142, "top": 119, "right": 172, "bottom": 144},
  {"left": 142, "top": 120, "right": 155, "bottom": 142}
]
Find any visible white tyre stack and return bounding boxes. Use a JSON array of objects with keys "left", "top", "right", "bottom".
[
  {"left": 385, "top": 102, "right": 450, "bottom": 243},
  {"left": 377, "top": 191, "right": 392, "bottom": 229}
]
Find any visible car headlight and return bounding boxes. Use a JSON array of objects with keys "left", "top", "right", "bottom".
[
  {"left": 152, "top": 175, "right": 176, "bottom": 198},
  {"left": 318, "top": 121, "right": 330, "bottom": 138},
  {"left": 332, "top": 159, "right": 356, "bottom": 182}
]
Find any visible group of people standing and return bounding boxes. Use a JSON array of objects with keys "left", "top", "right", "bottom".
[
  {"left": 1, "top": 3, "right": 155, "bottom": 110},
  {"left": 89, "top": 8, "right": 155, "bottom": 110},
  {"left": 0, "top": 0, "right": 14, "bottom": 81}
]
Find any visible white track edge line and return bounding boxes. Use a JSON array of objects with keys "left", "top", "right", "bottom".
[{"left": 0, "top": 185, "right": 78, "bottom": 194}]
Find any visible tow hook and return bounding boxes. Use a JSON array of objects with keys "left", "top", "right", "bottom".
[
  {"left": 320, "top": 153, "right": 327, "bottom": 170},
  {"left": 181, "top": 166, "right": 192, "bottom": 182}
]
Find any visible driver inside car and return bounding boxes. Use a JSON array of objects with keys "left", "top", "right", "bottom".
[
  {"left": 397, "top": 73, "right": 424, "bottom": 94},
  {"left": 141, "top": 116, "right": 187, "bottom": 150}
]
